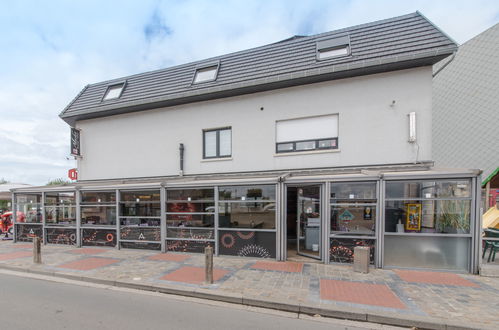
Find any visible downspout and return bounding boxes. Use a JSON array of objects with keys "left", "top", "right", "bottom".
[{"left": 179, "top": 143, "right": 184, "bottom": 176}]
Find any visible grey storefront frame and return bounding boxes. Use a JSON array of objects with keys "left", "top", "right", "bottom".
[{"left": 11, "top": 168, "right": 482, "bottom": 273}]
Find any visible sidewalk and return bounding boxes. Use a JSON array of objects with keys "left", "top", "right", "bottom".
[{"left": 0, "top": 240, "right": 497, "bottom": 329}]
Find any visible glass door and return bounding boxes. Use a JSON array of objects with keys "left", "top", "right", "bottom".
[
  {"left": 296, "top": 185, "right": 322, "bottom": 260},
  {"left": 329, "top": 182, "right": 377, "bottom": 264}
]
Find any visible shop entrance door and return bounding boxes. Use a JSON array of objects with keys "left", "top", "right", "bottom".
[{"left": 286, "top": 184, "right": 322, "bottom": 261}]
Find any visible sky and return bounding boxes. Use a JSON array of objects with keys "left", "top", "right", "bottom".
[{"left": 1, "top": 0, "right": 498, "bottom": 186}]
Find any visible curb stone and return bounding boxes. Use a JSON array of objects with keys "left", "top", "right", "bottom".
[
  {"left": 242, "top": 296, "right": 300, "bottom": 313},
  {"left": 0, "top": 264, "right": 489, "bottom": 330},
  {"left": 299, "top": 303, "right": 368, "bottom": 321},
  {"left": 194, "top": 288, "right": 243, "bottom": 304}
]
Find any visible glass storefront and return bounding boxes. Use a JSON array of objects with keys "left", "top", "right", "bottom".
[
  {"left": 383, "top": 179, "right": 473, "bottom": 271},
  {"left": 166, "top": 188, "right": 215, "bottom": 252},
  {"left": 81, "top": 191, "right": 116, "bottom": 226},
  {"left": 45, "top": 192, "right": 76, "bottom": 226},
  {"left": 218, "top": 185, "right": 276, "bottom": 230},
  {"left": 218, "top": 185, "right": 277, "bottom": 258},
  {"left": 81, "top": 191, "right": 117, "bottom": 246},
  {"left": 10, "top": 174, "right": 479, "bottom": 272},
  {"left": 15, "top": 194, "right": 42, "bottom": 223},
  {"left": 14, "top": 193, "right": 43, "bottom": 242},
  {"left": 119, "top": 190, "right": 161, "bottom": 249},
  {"left": 330, "top": 182, "right": 377, "bottom": 264}
]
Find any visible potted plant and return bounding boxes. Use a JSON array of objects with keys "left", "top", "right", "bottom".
[{"left": 437, "top": 200, "right": 470, "bottom": 233}]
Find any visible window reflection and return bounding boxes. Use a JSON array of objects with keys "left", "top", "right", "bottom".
[
  {"left": 385, "top": 180, "right": 471, "bottom": 199},
  {"left": 385, "top": 200, "right": 471, "bottom": 234},
  {"left": 219, "top": 202, "right": 275, "bottom": 229},
  {"left": 81, "top": 206, "right": 116, "bottom": 226},
  {"left": 330, "top": 182, "right": 377, "bottom": 236},
  {"left": 15, "top": 194, "right": 42, "bottom": 223},
  {"left": 219, "top": 185, "right": 275, "bottom": 201}
]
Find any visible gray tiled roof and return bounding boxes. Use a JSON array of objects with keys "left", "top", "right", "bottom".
[{"left": 60, "top": 11, "right": 457, "bottom": 125}]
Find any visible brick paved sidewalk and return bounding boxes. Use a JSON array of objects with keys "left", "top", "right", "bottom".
[{"left": 1, "top": 240, "right": 497, "bottom": 329}]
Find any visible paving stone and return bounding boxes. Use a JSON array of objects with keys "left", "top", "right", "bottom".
[
  {"left": 0, "top": 250, "right": 32, "bottom": 261},
  {"left": 67, "top": 248, "right": 109, "bottom": 255},
  {"left": 57, "top": 257, "right": 121, "bottom": 271},
  {"left": 320, "top": 279, "right": 406, "bottom": 309},
  {"left": 147, "top": 253, "right": 190, "bottom": 262},
  {"left": 394, "top": 269, "right": 480, "bottom": 287},
  {"left": 160, "top": 266, "right": 229, "bottom": 285},
  {"left": 0, "top": 240, "right": 498, "bottom": 327}
]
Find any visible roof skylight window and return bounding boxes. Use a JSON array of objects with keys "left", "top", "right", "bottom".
[
  {"left": 193, "top": 63, "right": 219, "bottom": 84},
  {"left": 102, "top": 82, "right": 125, "bottom": 101},
  {"left": 316, "top": 35, "right": 351, "bottom": 60},
  {"left": 318, "top": 46, "right": 349, "bottom": 59}
]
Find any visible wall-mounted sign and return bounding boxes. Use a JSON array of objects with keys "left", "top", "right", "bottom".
[
  {"left": 70, "top": 128, "right": 80, "bottom": 156},
  {"left": 68, "top": 168, "right": 78, "bottom": 181}
]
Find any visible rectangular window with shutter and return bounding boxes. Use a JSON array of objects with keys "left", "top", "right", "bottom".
[{"left": 275, "top": 114, "right": 338, "bottom": 153}]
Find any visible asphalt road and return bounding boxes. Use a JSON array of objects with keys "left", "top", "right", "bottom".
[{"left": 0, "top": 272, "right": 398, "bottom": 330}]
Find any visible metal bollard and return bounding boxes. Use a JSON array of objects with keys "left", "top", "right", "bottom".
[
  {"left": 353, "top": 246, "right": 369, "bottom": 273},
  {"left": 33, "top": 236, "right": 42, "bottom": 264},
  {"left": 205, "top": 246, "right": 213, "bottom": 284}
]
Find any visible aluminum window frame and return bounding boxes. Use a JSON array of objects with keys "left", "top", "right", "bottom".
[
  {"left": 381, "top": 177, "right": 476, "bottom": 273},
  {"left": 203, "top": 127, "right": 232, "bottom": 159},
  {"left": 217, "top": 183, "right": 278, "bottom": 259},
  {"left": 118, "top": 189, "right": 162, "bottom": 247},
  {"left": 165, "top": 186, "right": 216, "bottom": 246},
  {"left": 383, "top": 178, "right": 473, "bottom": 237},
  {"left": 329, "top": 180, "right": 379, "bottom": 266},
  {"left": 276, "top": 137, "right": 338, "bottom": 154},
  {"left": 101, "top": 81, "right": 127, "bottom": 102},
  {"left": 191, "top": 61, "right": 220, "bottom": 85},
  {"left": 316, "top": 35, "right": 351, "bottom": 61}
]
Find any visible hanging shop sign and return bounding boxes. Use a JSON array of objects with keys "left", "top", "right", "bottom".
[{"left": 70, "top": 128, "right": 80, "bottom": 156}]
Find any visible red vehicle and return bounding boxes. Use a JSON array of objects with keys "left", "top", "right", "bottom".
[{"left": 0, "top": 211, "right": 25, "bottom": 236}]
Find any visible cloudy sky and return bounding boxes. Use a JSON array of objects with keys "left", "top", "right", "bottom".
[{"left": 1, "top": 0, "right": 498, "bottom": 185}]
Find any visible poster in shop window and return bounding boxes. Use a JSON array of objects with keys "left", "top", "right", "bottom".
[{"left": 405, "top": 203, "right": 422, "bottom": 231}]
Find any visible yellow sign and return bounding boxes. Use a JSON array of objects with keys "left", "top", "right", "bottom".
[{"left": 406, "top": 203, "right": 422, "bottom": 231}]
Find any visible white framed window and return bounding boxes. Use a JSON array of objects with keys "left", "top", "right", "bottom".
[
  {"left": 203, "top": 127, "right": 231, "bottom": 159},
  {"left": 316, "top": 35, "right": 350, "bottom": 60},
  {"left": 102, "top": 82, "right": 126, "bottom": 101},
  {"left": 276, "top": 114, "right": 338, "bottom": 153},
  {"left": 193, "top": 64, "right": 219, "bottom": 84}
]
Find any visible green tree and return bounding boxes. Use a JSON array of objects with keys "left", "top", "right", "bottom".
[
  {"left": 46, "top": 178, "right": 70, "bottom": 186},
  {"left": 0, "top": 178, "right": 9, "bottom": 184}
]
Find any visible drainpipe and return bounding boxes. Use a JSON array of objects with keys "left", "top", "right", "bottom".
[{"left": 179, "top": 143, "right": 184, "bottom": 176}]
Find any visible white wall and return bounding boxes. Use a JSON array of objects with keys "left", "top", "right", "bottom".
[{"left": 76, "top": 67, "right": 432, "bottom": 181}]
